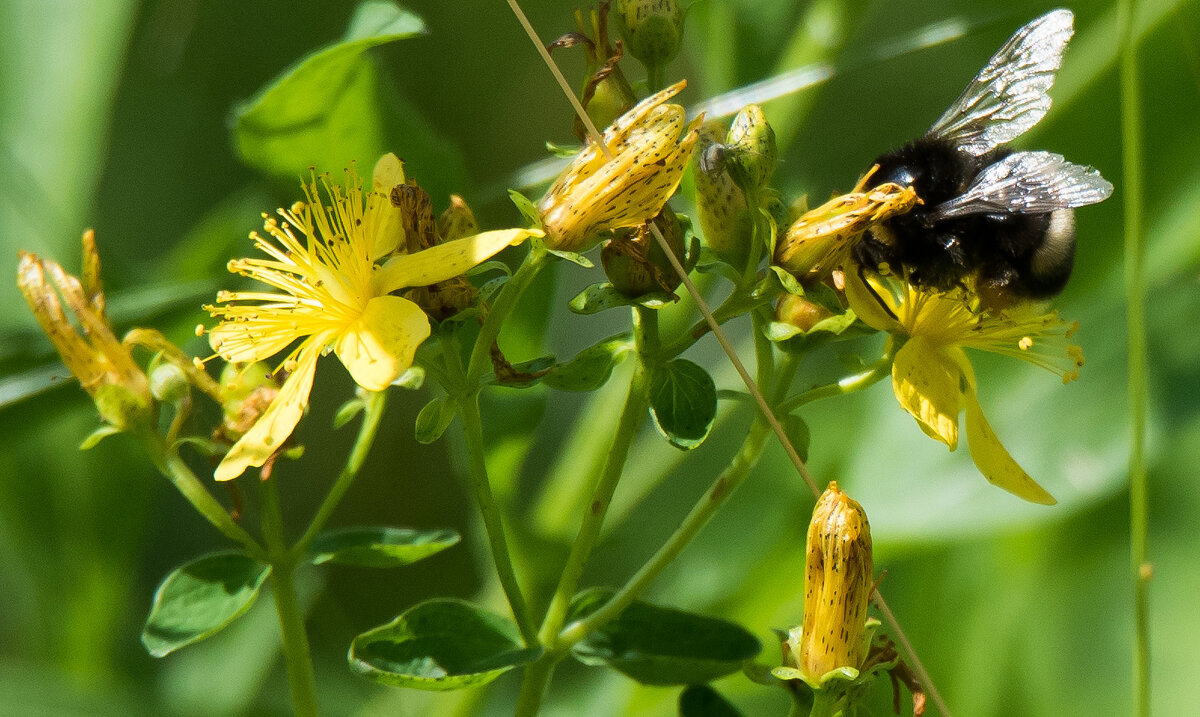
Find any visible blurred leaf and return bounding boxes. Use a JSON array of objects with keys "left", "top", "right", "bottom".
[
  {"left": 569, "top": 589, "right": 761, "bottom": 685},
  {"left": 782, "top": 413, "right": 810, "bottom": 464},
  {"left": 232, "top": 1, "right": 427, "bottom": 178},
  {"left": 349, "top": 599, "right": 539, "bottom": 690},
  {"left": 308, "top": 526, "right": 460, "bottom": 568},
  {"left": 570, "top": 282, "right": 636, "bottom": 314},
  {"left": 648, "top": 359, "right": 717, "bottom": 450},
  {"left": 507, "top": 189, "right": 541, "bottom": 227},
  {"left": 547, "top": 247, "right": 595, "bottom": 268},
  {"left": 542, "top": 335, "right": 633, "bottom": 392},
  {"left": 414, "top": 395, "right": 457, "bottom": 444},
  {"left": 333, "top": 396, "right": 366, "bottom": 429},
  {"left": 679, "top": 684, "right": 745, "bottom": 717},
  {"left": 141, "top": 552, "right": 270, "bottom": 657},
  {"left": 79, "top": 425, "right": 122, "bottom": 450}
]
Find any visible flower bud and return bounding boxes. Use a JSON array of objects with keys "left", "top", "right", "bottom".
[
  {"left": 539, "top": 80, "right": 701, "bottom": 253},
  {"left": 601, "top": 206, "right": 687, "bottom": 297},
  {"left": 438, "top": 195, "right": 478, "bottom": 242},
  {"left": 149, "top": 361, "right": 190, "bottom": 404},
  {"left": 774, "top": 293, "right": 833, "bottom": 334},
  {"left": 613, "top": 0, "right": 683, "bottom": 73},
  {"left": 216, "top": 362, "right": 280, "bottom": 444},
  {"left": 784, "top": 482, "right": 874, "bottom": 686},
  {"left": 723, "top": 104, "right": 777, "bottom": 193},
  {"left": 692, "top": 122, "right": 753, "bottom": 267}
]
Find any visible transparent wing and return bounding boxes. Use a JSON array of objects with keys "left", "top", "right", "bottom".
[
  {"left": 926, "top": 9, "right": 1074, "bottom": 155},
  {"left": 928, "top": 151, "right": 1114, "bottom": 220}
]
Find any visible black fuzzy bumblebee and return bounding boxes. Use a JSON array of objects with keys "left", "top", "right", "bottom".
[{"left": 854, "top": 9, "right": 1113, "bottom": 308}]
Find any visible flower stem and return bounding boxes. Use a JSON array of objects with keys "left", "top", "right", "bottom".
[
  {"left": 776, "top": 336, "right": 897, "bottom": 414},
  {"left": 260, "top": 477, "right": 318, "bottom": 717},
  {"left": 466, "top": 243, "right": 548, "bottom": 384},
  {"left": 515, "top": 308, "right": 654, "bottom": 714},
  {"left": 146, "top": 436, "right": 264, "bottom": 559},
  {"left": 456, "top": 393, "right": 538, "bottom": 645},
  {"left": 290, "top": 390, "right": 388, "bottom": 560},
  {"left": 1118, "top": 0, "right": 1150, "bottom": 714}
]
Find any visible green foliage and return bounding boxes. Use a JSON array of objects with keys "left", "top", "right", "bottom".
[
  {"left": 679, "top": 685, "right": 746, "bottom": 717},
  {"left": 307, "top": 526, "right": 460, "bottom": 568},
  {"left": 569, "top": 589, "right": 761, "bottom": 685},
  {"left": 648, "top": 358, "right": 718, "bottom": 449},
  {"left": 349, "top": 599, "right": 540, "bottom": 690},
  {"left": 141, "top": 552, "right": 270, "bottom": 657},
  {"left": 414, "top": 396, "right": 458, "bottom": 443},
  {"left": 542, "top": 335, "right": 633, "bottom": 392}
]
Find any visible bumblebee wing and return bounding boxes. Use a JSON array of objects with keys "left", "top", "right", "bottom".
[
  {"left": 925, "top": 10, "right": 1074, "bottom": 155},
  {"left": 927, "top": 151, "right": 1113, "bottom": 220}
]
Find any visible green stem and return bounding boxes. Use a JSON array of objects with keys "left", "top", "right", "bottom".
[
  {"left": 515, "top": 310, "right": 654, "bottom": 715},
  {"left": 290, "top": 390, "right": 388, "bottom": 560},
  {"left": 1118, "top": 0, "right": 1150, "bottom": 714},
  {"left": 260, "top": 478, "right": 318, "bottom": 717},
  {"left": 146, "top": 436, "right": 264, "bottom": 558},
  {"left": 456, "top": 393, "right": 538, "bottom": 645},
  {"left": 466, "top": 244, "right": 549, "bottom": 383},
  {"left": 558, "top": 415, "right": 774, "bottom": 647},
  {"left": 807, "top": 691, "right": 841, "bottom": 717},
  {"left": 776, "top": 336, "right": 898, "bottom": 414}
]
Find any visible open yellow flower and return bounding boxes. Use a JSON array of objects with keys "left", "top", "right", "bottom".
[
  {"left": 205, "top": 154, "right": 538, "bottom": 481},
  {"left": 538, "top": 79, "right": 702, "bottom": 252},
  {"left": 18, "top": 230, "right": 154, "bottom": 431},
  {"left": 844, "top": 270, "right": 1083, "bottom": 504}
]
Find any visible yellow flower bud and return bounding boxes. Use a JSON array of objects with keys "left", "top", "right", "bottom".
[
  {"left": 539, "top": 80, "right": 701, "bottom": 253},
  {"left": 692, "top": 122, "right": 753, "bottom": 266},
  {"left": 787, "top": 481, "right": 874, "bottom": 686}
]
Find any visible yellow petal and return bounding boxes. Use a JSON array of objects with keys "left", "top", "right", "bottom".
[
  {"left": 842, "top": 268, "right": 904, "bottom": 334},
  {"left": 214, "top": 342, "right": 320, "bottom": 481},
  {"left": 958, "top": 351, "right": 1057, "bottom": 505},
  {"left": 373, "top": 228, "right": 540, "bottom": 294},
  {"left": 891, "top": 338, "right": 962, "bottom": 449},
  {"left": 335, "top": 295, "right": 430, "bottom": 392},
  {"left": 369, "top": 153, "right": 407, "bottom": 259}
]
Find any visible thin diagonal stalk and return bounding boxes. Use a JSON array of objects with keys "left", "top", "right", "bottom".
[{"left": 1117, "top": 0, "right": 1150, "bottom": 714}]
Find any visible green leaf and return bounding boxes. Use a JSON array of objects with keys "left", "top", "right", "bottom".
[
  {"left": 79, "top": 425, "right": 121, "bottom": 450},
  {"left": 769, "top": 264, "right": 805, "bottom": 296},
  {"left": 547, "top": 247, "right": 595, "bottom": 268},
  {"left": 569, "top": 282, "right": 636, "bottom": 314},
  {"left": 308, "top": 527, "right": 460, "bottom": 568},
  {"left": 141, "top": 552, "right": 271, "bottom": 657},
  {"left": 393, "top": 366, "right": 426, "bottom": 390},
  {"left": 349, "top": 599, "right": 540, "bottom": 690},
  {"left": 648, "top": 359, "right": 718, "bottom": 450},
  {"left": 542, "top": 335, "right": 633, "bottom": 392},
  {"left": 569, "top": 590, "right": 760, "bottom": 685},
  {"left": 232, "top": 1, "right": 427, "bottom": 178},
  {"left": 679, "top": 684, "right": 745, "bottom": 717},
  {"left": 782, "top": 413, "right": 810, "bottom": 463},
  {"left": 414, "top": 396, "right": 457, "bottom": 444},
  {"left": 464, "top": 260, "right": 512, "bottom": 279},
  {"left": 507, "top": 189, "right": 542, "bottom": 227},
  {"left": 545, "top": 140, "right": 582, "bottom": 157}
]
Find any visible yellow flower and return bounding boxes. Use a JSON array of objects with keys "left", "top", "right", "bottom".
[
  {"left": 538, "top": 79, "right": 702, "bottom": 252},
  {"left": 844, "top": 270, "right": 1083, "bottom": 504},
  {"left": 205, "top": 154, "right": 538, "bottom": 481},
  {"left": 17, "top": 230, "right": 154, "bottom": 431}
]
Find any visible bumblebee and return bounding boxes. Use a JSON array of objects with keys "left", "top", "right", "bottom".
[{"left": 853, "top": 9, "right": 1113, "bottom": 307}]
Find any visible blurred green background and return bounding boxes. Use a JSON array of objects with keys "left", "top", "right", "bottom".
[{"left": 1, "top": 0, "right": 1197, "bottom": 714}]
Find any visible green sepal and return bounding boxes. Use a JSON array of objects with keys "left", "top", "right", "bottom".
[
  {"left": 79, "top": 425, "right": 122, "bottom": 450},
  {"left": 349, "top": 599, "right": 540, "bottom": 691},
  {"left": 392, "top": 366, "right": 425, "bottom": 390},
  {"left": 141, "top": 552, "right": 271, "bottom": 657},
  {"left": 568, "top": 588, "right": 761, "bottom": 685},
  {"left": 546, "top": 140, "right": 582, "bottom": 157},
  {"left": 542, "top": 335, "right": 633, "bottom": 392},
  {"left": 414, "top": 396, "right": 457, "bottom": 444},
  {"left": 333, "top": 396, "right": 366, "bottom": 430},
  {"left": 648, "top": 359, "right": 717, "bottom": 450},
  {"left": 308, "top": 526, "right": 460, "bottom": 568},
  {"left": 769, "top": 264, "right": 805, "bottom": 297}
]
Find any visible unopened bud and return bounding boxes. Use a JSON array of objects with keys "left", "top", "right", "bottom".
[
  {"left": 613, "top": 0, "right": 683, "bottom": 73},
  {"left": 601, "top": 206, "right": 687, "bottom": 297},
  {"left": 775, "top": 293, "right": 833, "bottom": 333},
  {"left": 149, "top": 361, "right": 190, "bottom": 404},
  {"left": 724, "top": 104, "right": 777, "bottom": 193},
  {"left": 783, "top": 482, "right": 874, "bottom": 687},
  {"left": 438, "top": 195, "right": 478, "bottom": 242},
  {"left": 693, "top": 122, "right": 753, "bottom": 267}
]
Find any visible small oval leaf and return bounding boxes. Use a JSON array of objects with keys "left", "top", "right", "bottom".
[
  {"left": 414, "top": 396, "right": 457, "bottom": 444},
  {"left": 542, "top": 335, "right": 632, "bottom": 392},
  {"left": 141, "top": 552, "right": 271, "bottom": 657},
  {"left": 308, "top": 527, "right": 460, "bottom": 568},
  {"left": 569, "top": 590, "right": 760, "bottom": 686},
  {"left": 350, "top": 599, "right": 539, "bottom": 690},
  {"left": 648, "top": 359, "right": 718, "bottom": 450},
  {"left": 569, "top": 282, "right": 636, "bottom": 314}
]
